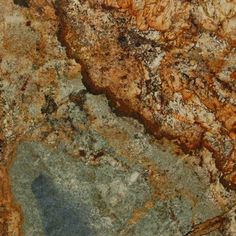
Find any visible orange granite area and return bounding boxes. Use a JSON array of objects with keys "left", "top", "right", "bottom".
[
  {"left": 0, "top": 0, "right": 235, "bottom": 235},
  {"left": 56, "top": 0, "right": 236, "bottom": 189}
]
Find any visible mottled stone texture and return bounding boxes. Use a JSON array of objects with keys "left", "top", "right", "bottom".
[
  {"left": 0, "top": 0, "right": 236, "bottom": 235},
  {"left": 57, "top": 0, "right": 236, "bottom": 189}
]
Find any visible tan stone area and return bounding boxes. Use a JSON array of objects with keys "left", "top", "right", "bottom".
[
  {"left": 0, "top": 0, "right": 235, "bottom": 235},
  {"left": 57, "top": 0, "right": 236, "bottom": 189}
]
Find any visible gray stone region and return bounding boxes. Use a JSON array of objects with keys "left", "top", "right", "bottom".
[{"left": 9, "top": 85, "right": 224, "bottom": 235}]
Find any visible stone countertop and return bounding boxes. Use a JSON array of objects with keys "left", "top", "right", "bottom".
[{"left": 0, "top": 0, "right": 236, "bottom": 235}]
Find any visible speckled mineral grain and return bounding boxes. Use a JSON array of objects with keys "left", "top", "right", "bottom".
[{"left": 0, "top": 0, "right": 236, "bottom": 235}]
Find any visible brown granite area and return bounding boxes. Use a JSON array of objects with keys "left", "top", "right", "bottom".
[
  {"left": 0, "top": 0, "right": 235, "bottom": 235},
  {"left": 56, "top": 0, "right": 236, "bottom": 189}
]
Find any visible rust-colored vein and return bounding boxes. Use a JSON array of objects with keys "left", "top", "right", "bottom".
[{"left": 54, "top": 0, "right": 236, "bottom": 190}]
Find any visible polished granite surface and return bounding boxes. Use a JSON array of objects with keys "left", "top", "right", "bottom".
[{"left": 0, "top": 0, "right": 236, "bottom": 235}]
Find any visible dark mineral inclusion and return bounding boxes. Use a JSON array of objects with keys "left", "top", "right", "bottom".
[
  {"left": 32, "top": 174, "right": 93, "bottom": 236},
  {"left": 13, "top": 0, "right": 29, "bottom": 8}
]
